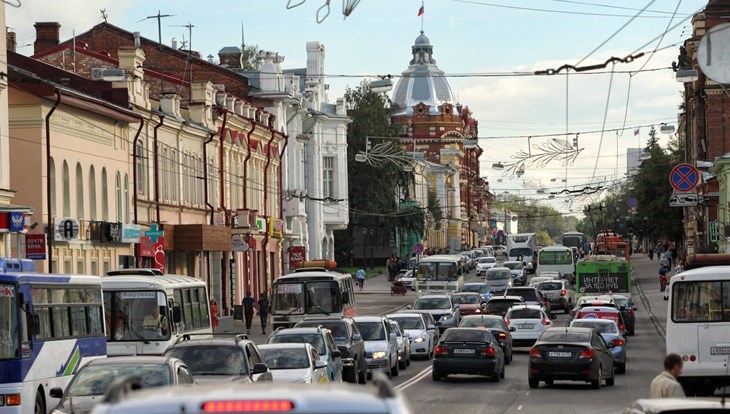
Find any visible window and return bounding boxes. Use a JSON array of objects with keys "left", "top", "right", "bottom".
[
  {"left": 116, "top": 172, "right": 122, "bottom": 222},
  {"left": 672, "top": 280, "right": 730, "bottom": 322},
  {"left": 170, "top": 149, "right": 178, "bottom": 202},
  {"left": 89, "top": 166, "right": 97, "bottom": 220},
  {"left": 49, "top": 157, "right": 57, "bottom": 216},
  {"left": 76, "top": 163, "right": 84, "bottom": 219},
  {"left": 539, "top": 250, "right": 573, "bottom": 265},
  {"left": 162, "top": 146, "right": 169, "bottom": 201},
  {"left": 62, "top": 161, "right": 70, "bottom": 217},
  {"left": 182, "top": 153, "right": 189, "bottom": 203},
  {"left": 32, "top": 286, "right": 104, "bottom": 340},
  {"left": 136, "top": 141, "right": 146, "bottom": 196},
  {"left": 77, "top": 258, "right": 85, "bottom": 274},
  {"left": 323, "top": 156, "right": 335, "bottom": 199},
  {"left": 124, "top": 175, "right": 130, "bottom": 223},
  {"left": 101, "top": 168, "right": 109, "bottom": 221}
]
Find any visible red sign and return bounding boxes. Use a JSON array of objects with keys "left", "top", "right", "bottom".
[
  {"left": 289, "top": 246, "right": 306, "bottom": 269},
  {"left": 25, "top": 234, "right": 47, "bottom": 260},
  {"left": 138, "top": 236, "right": 166, "bottom": 272}
]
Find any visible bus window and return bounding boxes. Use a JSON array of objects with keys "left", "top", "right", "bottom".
[
  {"left": 198, "top": 287, "right": 210, "bottom": 328},
  {"left": 306, "top": 281, "right": 343, "bottom": 314},
  {"left": 672, "top": 281, "right": 730, "bottom": 322},
  {"left": 0, "top": 284, "right": 19, "bottom": 359},
  {"left": 272, "top": 283, "right": 305, "bottom": 314}
]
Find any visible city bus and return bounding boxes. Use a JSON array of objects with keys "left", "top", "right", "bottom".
[
  {"left": 561, "top": 231, "right": 587, "bottom": 257},
  {"left": 102, "top": 268, "right": 211, "bottom": 356},
  {"left": 271, "top": 261, "right": 357, "bottom": 330},
  {"left": 666, "top": 258, "right": 730, "bottom": 396},
  {"left": 574, "top": 255, "right": 631, "bottom": 297},
  {"left": 0, "top": 259, "right": 106, "bottom": 414},
  {"left": 415, "top": 255, "right": 464, "bottom": 293},
  {"left": 536, "top": 245, "right": 576, "bottom": 280}
]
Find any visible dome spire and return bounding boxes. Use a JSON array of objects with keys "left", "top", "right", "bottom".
[{"left": 411, "top": 30, "right": 435, "bottom": 65}]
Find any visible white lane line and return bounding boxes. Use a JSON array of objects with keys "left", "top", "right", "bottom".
[
  {"left": 525, "top": 391, "right": 529, "bottom": 396},
  {"left": 395, "top": 366, "right": 433, "bottom": 390},
  {"left": 517, "top": 406, "right": 523, "bottom": 411}
]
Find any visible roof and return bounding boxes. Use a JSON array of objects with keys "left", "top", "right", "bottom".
[
  {"left": 272, "top": 327, "right": 329, "bottom": 335},
  {"left": 461, "top": 314, "right": 502, "bottom": 320},
  {"left": 508, "top": 304, "right": 544, "bottom": 311},
  {"left": 353, "top": 316, "right": 386, "bottom": 323},
  {"left": 87, "top": 356, "right": 173, "bottom": 365},
  {"left": 258, "top": 343, "right": 312, "bottom": 350},
  {"left": 385, "top": 313, "right": 423, "bottom": 319},
  {"left": 488, "top": 296, "right": 524, "bottom": 302}
]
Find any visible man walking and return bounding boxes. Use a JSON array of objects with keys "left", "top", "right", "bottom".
[
  {"left": 256, "top": 292, "right": 270, "bottom": 335},
  {"left": 356, "top": 267, "right": 366, "bottom": 291},
  {"left": 650, "top": 353, "right": 686, "bottom": 398},
  {"left": 664, "top": 248, "right": 673, "bottom": 269},
  {"left": 242, "top": 291, "right": 255, "bottom": 335}
]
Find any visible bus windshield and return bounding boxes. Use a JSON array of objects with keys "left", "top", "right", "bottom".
[
  {"left": 539, "top": 250, "right": 573, "bottom": 265},
  {"left": 0, "top": 284, "right": 19, "bottom": 359},
  {"left": 672, "top": 280, "right": 730, "bottom": 322},
  {"left": 509, "top": 248, "right": 532, "bottom": 258},
  {"left": 272, "top": 281, "right": 343, "bottom": 315},
  {"left": 562, "top": 235, "right": 584, "bottom": 249},
  {"left": 418, "top": 262, "right": 457, "bottom": 281},
  {"left": 104, "top": 291, "right": 170, "bottom": 341}
]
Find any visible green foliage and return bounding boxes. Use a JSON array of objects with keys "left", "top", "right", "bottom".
[
  {"left": 241, "top": 44, "right": 262, "bottom": 70},
  {"left": 427, "top": 189, "right": 443, "bottom": 230},
  {"left": 535, "top": 231, "right": 553, "bottom": 247},
  {"left": 492, "top": 195, "right": 564, "bottom": 241}
]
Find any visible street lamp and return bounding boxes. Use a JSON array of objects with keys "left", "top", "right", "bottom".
[
  {"left": 492, "top": 162, "right": 505, "bottom": 170},
  {"left": 676, "top": 69, "right": 699, "bottom": 83}
]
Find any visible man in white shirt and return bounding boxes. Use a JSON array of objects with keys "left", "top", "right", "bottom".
[{"left": 650, "top": 353, "right": 685, "bottom": 398}]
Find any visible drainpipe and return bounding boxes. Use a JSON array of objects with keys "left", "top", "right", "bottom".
[
  {"left": 218, "top": 109, "right": 229, "bottom": 222},
  {"left": 203, "top": 132, "right": 216, "bottom": 225},
  {"left": 131, "top": 118, "right": 145, "bottom": 266},
  {"left": 262, "top": 128, "right": 277, "bottom": 292},
  {"left": 153, "top": 115, "right": 165, "bottom": 223},
  {"left": 45, "top": 90, "right": 62, "bottom": 273},
  {"left": 279, "top": 133, "right": 289, "bottom": 274},
  {"left": 242, "top": 119, "right": 256, "bottom": 294}
]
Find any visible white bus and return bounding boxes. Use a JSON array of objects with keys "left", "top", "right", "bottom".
[
  {"left": 666, "top": 262, "right": 730, "bottom": 396},
  {"left": 102, "top": 269, "right": 212, "bottom": 356},
  {"left": 0, "top": 259, "right": 106, "bottom": 414},
  {"left": 507, "top": 233, "right": 537, "bottom": 273},
  {"left": 415, "top": 255, "right": 464, "bottom": 293},
  {"left": 536, "top": 245, "right": 576, "bottom": 280}
]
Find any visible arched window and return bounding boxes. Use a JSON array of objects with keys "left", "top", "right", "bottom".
[
  {"left": 101, "top": 168, "right": 109, "bottom": 221},
  {"left": 170, "top": 148, "right": 178, "bottom": 202},
  {"left": 89, "top": 166, "right": 97, "bottom": 220},
  {"left": 76, "top": 163, "right": 84, "bottom": 219},
  {"left": 136, "top": 141, "right": 146, "bottom": 196},
  {"left": 49, "top": 157, "right": 56, "bottom": 216},
  {"left": 62, "top": 161, "right": 70, "bottom": 217},
  {"left": 116, "top": 172, "right": 122, "bottom": 222},
  {"left": 124, "top": 174, "right": 130, "bottom": 223}
]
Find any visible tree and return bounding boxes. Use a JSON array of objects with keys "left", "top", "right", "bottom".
[{"left": 241, "top": 44, "right": 263, "bottom": 70}]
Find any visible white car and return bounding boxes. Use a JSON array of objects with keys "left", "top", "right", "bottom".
[
  {"left": 476, "top": 257, "right": 498, "bottom": 276},
  {"left": 505, "top": 305, "right": 553, "bottom": 347},
  {"left": 528, "top": 276, "right": 557, "bottom": 287},
  {"left": 386, "top": 313, "right": 435, "bottom": 359},
  {"left": 494, "top": 245, "right": 508, "bottom": 257},
  {"left": 258, "top": 343, "right": 329, "bottom": 384},
  {"left": 389, "top": 321, "right": 410, "bottom": 370},
  {"left": 502, "top": 260, "right": 526, "bottom": 286},
  {"left": 395, "top": 269, "right": 417, "bottom": 290}
]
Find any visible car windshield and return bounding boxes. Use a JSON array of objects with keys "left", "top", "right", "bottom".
[
  {"left": 297, "top": 322, "right": 348, "bottom": 340},
  {"left": 165, "top": 346, "right": 246, "bottom": 376},
  {"left": 504, "top": 262, "right": 523, "bottom": 270},
  {"left": 441, "top": 329, "right": 489, "bottom": 343},
  {"left": 67, "top": 364, "right": 171, "bottom": 396},
  {"left": 571, "top": 320, "right": 618, "bottom": 334},
  {"left": 537, "top": 282, "right": 562, "bottom": 291},
  {"left": 487, "top": 270, "right": 511, "bottom": 280},
  {"left": 539, "top": 331, "right": 591, "bottom": 343},
  {"left": 461, "top": 284, "right": 488, "bottom": 293},
  {"left": 414, "top": 297, "right": 451, "bottom": 310},
  {"left": 479, "top": 258, "right": 496, "bottom": 264},
  {"left": 259, "top": 347, "right": 310, "bottom": 370},
  {"left": 505, "top": 289, "right": 537, "bottom": 301},
  {"left": 269, "top": 334, "right": 326, "bottom": 355},
  {"left": 355, "top": 322, "right": 386, "bottom": 341},
  {"left": 508, "top": 309, "right": 542, "bottom": 319},
  {"left": 460, "top": 318, "right": 502, "bottom": 329},
  {"left": 452, "top": 295, "right": 480, "bottom": 305},
  {"left": 613, "top": 298, "right": 630, "bottom": 308},
  {"left": 485, "top": 301, "right": 516, "bottom": 313},
  {"left": 389, "top": 317, "right": 424, "bottom": 330}
]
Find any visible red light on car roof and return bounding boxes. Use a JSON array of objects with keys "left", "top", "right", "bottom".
[{"left": 202, "top": 401, "right": 294, "bottom": 412}]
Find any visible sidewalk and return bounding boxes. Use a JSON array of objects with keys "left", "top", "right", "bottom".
[{"left": 630, "top": 254, "right": 671, "bottom": 338}]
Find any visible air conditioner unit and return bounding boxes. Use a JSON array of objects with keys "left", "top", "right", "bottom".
[{"left": 91, "top": 68, "right": 126, "bottom": 82}]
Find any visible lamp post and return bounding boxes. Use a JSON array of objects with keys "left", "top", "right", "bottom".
[{"left": 362, "top": 227, "right": 367, "bottom": 268}]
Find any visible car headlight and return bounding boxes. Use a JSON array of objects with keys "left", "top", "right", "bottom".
[
  {"left": 414, "top": 336, "right": 425, "bottom": 343},
  {"left": 440, "top": 314, "right": 452, "bottom": 321},
  {"left": 372, "top": 351, "right": 387, "bottom": 359}
]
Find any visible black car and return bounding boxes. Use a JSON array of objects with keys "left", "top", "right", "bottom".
[
  {"left": 528, "top": 327, "right": 616, "bottom": 389},
  {"left": 610, "top": 294, "right": 636, "bottom": 335},
  {"left": 163, "top": 334, "right": 273, "bottom": 384},
  {"left": 458, "top": 314, "right": 514, "bottom": 364},
  {"left": 482, "top": 296, "right": 525, "bottom": 317},
  {"left": 294, "top": 316, "right": 367, "bottom": 383},
  {"left": 432, "top": 328, "right": 505, "bottom": 382}
]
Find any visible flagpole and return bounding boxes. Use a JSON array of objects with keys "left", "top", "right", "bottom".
[{"left": 421, "top": 0, "right": 424, "bottom": 32}]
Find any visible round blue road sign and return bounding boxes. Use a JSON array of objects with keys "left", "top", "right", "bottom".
[{"left": 669, "top": 163, "right": 699, "bottom": 192}]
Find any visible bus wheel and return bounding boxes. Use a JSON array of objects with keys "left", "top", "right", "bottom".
[{"left": 34, "top": 389, "right": 46, "bottom": 414}]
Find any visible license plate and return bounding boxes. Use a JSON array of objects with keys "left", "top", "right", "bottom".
[
  {"left": 710, "top": 347, "right": 730, "bottom": 355},
  {"left": 548, "top": 352, "right": 571, "bottom": 358},
  {"left": 518, "top": 324, "right": 534, "bottom": 329},
  {"left": 453, "top": 348, "right": 475, "bottom": 355}
]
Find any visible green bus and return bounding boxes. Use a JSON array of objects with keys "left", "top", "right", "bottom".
[{"left": 574, "top": 256, "right": 632, "bottom": 297}]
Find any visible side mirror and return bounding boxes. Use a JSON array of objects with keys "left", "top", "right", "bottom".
[
  {"left": 508, "top": 326, "right": 516, "bottom": 332},
  {"left": 172, "top": 306, "right": 182, "bottom": 323},
  {"left": 251, "top": 363, "right": 269, "bottom": 375},
  {"left": 389, "top": 332, "right": 397, "bottom": 342},
  {"left": 49, "top": 387, "right": 64, "bottom": 399},
  {"left": 314, "top": 360, "right": 327, "bottom": 369},
  {"left": 427, "top": 324, "right": 436, "bottom": 331},
  {"left": 352, "top": 333, "right": 362, "bottom": 341},
  {"left": 331, "top": 350, "right": 341, "bottom": 358}
]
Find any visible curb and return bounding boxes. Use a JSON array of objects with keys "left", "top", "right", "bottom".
[{"left": 633, "top": 263, "right": 666, "bottom": 341}]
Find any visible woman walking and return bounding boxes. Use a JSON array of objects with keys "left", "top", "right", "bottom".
[
  {"left": 210, "top": 299, "right": 220, "bottom": 332},
  {"left": 256, "top": 292, "right": 271, "bottom": 335}
]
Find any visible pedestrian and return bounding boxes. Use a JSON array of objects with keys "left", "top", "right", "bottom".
[
  {"left": 664, "top": 248, "right": 673, "bottom": 269},
  {"left": 650, "top": 353, "right": 686, "bottom": 398},
  {"left": 648, "top": 242, "right": 654, "bottom": 260},
  {"left": 356, "top": 267, "right": 366, "bottom": 291},
  {"left": 659, "top": 253, "right": 669, "bottom": 271},
  {"left": 256, "top": 292, "right": 270, "bottom": 335},
  {"left": 241, "top": 291, "right": 255, "bottom": 335},
  {"left": 210, "top": 299, "right": 220, "bottom": 332}
]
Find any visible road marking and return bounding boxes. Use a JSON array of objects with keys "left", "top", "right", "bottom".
[
  {"left": 525, "top": 391, "right": 529, "bottom": 396},
  {"left": 394, "top": 366, "right": 433, "bottom": 390},
  {"left": 518, "top": 406, "right": 523, "bottom": 411}
]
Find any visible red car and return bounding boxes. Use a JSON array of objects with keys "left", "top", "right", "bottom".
[{"left": 450, "top": 292, "right": 486, "bottom": 316}]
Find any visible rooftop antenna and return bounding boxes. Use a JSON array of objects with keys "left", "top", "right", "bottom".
[
  {"left": 100, "top": 9, "right": 108, "bottom": 23},
  {"left": 171, "top": 22, "right": 195, "bottom": 103},
  {"left": 138, "top": 10, "right": 175, "bottom": 95}
]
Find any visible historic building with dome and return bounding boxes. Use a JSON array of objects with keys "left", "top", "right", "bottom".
[{"left": 391, "top": 31, "right": 492, "bottom": 250}]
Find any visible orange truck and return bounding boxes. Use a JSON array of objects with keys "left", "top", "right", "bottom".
[{"left": 594, "top": 229, "right": 630, "bottom": 260}]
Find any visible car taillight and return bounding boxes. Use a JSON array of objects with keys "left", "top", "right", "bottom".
[
  {"left": 202, "top": 401, "right": 294, "bottom": 412},
  {"left": 627, "top": 308, "right": 633, "bottom": 317},
  {"left": 497, "top": 332, "right": 507, "bottom": 340},
  {"left": 481, "top": 346, "right": 496, "bottom": 357},
  {"left": 434, "top": 345, "right": 448, "bottom": 356},
  {"left": 560, "top": 289, "right": 567, "bottom": 296},
  {"left": 619, "top": 323, "right": 625, "bottom": 331},
  {"left": 529, "top": 348, "right": 542, "bottom": 358},
  {"left": 541, "top": 319, "right": 551, "bottom": 326},
  {"left": 579, "top": 349, "right": 595, "bottom": 359},
  {"left": 611, "top": 339, "right": 624, "bottom": 346}
]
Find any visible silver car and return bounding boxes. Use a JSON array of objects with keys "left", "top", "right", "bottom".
[
  {"left": 389, "top": 321, "right": 411, "bottom": 370},
  {"left": 354, "top": 316, "right": 400, "bottom": 378},
  {"left": 476, "top": 257, "right": 498, "bottom": 276},
  {"left": 486, "top": 267, "right": 513, "bottom": 293},
  {"left": 258, "top": 343, "right": 330, "bottom": 384},
  {"left": 536, "top": 279, "right": 577, "bottom": 313},
  {"left": 411, "top": 294, "right": 460, "bottom": 332},
  {"left": 386, "top": 313, "right": 436, "bottom": 359}
]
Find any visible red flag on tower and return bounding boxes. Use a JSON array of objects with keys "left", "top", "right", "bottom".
[{"left": 418, "top": 4, "right": 425, "bottom": 16}]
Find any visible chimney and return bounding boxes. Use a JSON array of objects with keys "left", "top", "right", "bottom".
[
  {"left": 34, "top": 22, "right": 61, "bottom": 55},
  {"left": 7, "top": 31, "right": 16, "bottom": 53},
  {"left": 218, "top": 46, "right": 242, "bottom": 69}
]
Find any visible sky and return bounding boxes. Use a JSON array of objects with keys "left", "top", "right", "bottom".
[{"left": 6, "top": 0, "right": 709, "bottom": 216}]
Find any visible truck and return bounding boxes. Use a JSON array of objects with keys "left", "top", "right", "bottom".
[
  {"left": 506, "top": 233, "right": 537, "bottom": 274},
  {"left": 574, "top": 255, "right": 632, "bottom": 298},
  {"left": 594, "top": 229, "right": 630, "bottom": 260}
]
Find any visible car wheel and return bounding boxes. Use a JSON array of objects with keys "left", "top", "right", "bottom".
[
  {"left": 591, "top": 366, "right": 602, "bottom": 389},
  {"left": 359, "top": 365, "right": 368, "bottom": 384},
  {"left": 505, "top": 351, "right": 511, "bottom": 365},
  {"left": 432, "top": 369, "right": 442, "bottom": 382},
  {"left": 606, "top": 366, "right": 615, "bottom": 386},
  {"left": 399, "top": 356, "right": 407, "bottom": 370},
  {"left": 528, "top": 378, "right": 539, "bottom": 389},
  {"left": 406, "top": 354, "right": 411, "bottom": 366},
  {"left": 391, "top": 357, "right": 400, "bottom": 377},
  {"left": 344, "top": 366, "right": 358, "bottom": 383}
]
